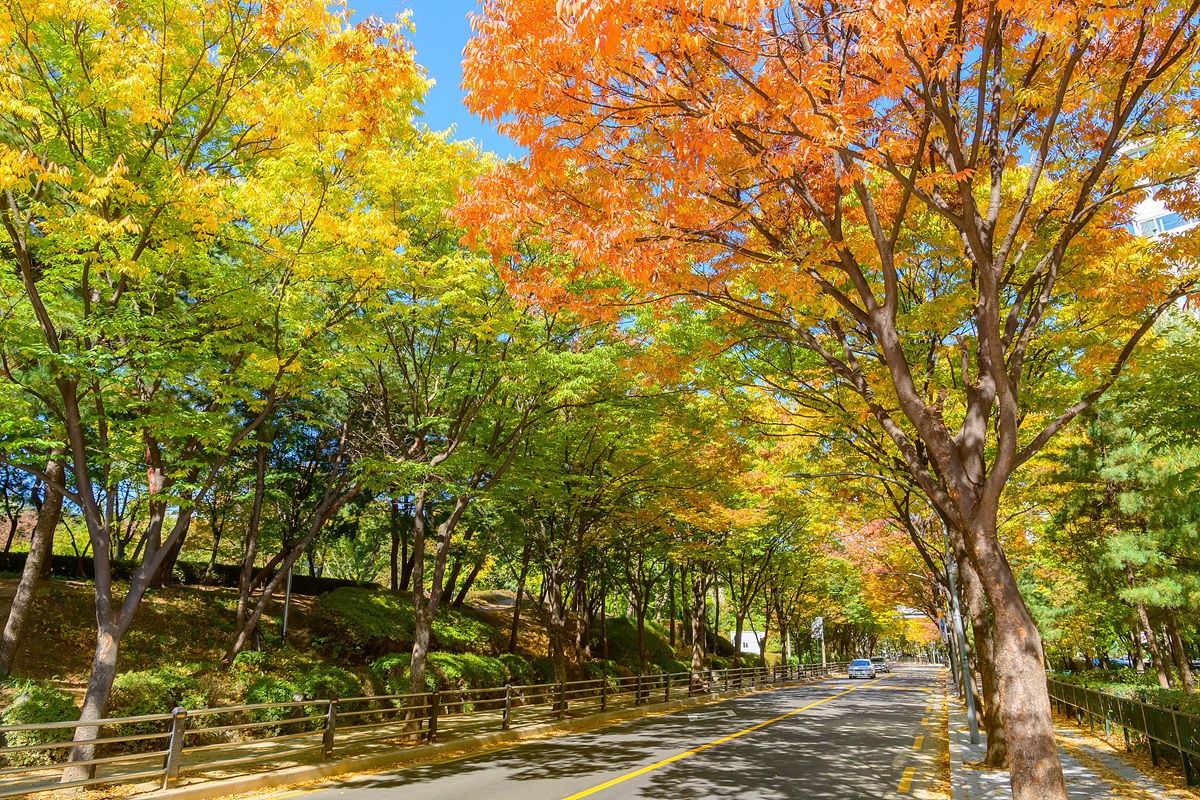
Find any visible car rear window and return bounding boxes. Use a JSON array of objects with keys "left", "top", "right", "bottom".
[
  {"left": 871, "top": 657, "right": 885, "bottom": 662},
  {"left": 851, "top": 659, "right": 871, "bottom": 666}
]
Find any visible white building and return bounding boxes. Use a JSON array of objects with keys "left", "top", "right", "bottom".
[{"left": 731, "top": 631, "right": 767, "bottom": 653}]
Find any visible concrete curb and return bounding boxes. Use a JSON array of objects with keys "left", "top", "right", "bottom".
[{"left": 148, "top": 676, "right": 829, "bottom": 800}]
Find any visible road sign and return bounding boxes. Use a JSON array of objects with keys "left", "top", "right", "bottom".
[{"left": 811, "top": 616, "right": 824, "bottom": 639}]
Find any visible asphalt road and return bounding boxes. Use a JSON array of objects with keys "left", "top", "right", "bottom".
[{"left": 268, "top": 665, "right": 945, "bottom": 800}]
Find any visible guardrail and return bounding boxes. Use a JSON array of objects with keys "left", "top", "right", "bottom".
[
  {"left": 1046, "top": 677, "right": 1199, "bottom": 787},
  {"left": 0, "top": 661, "right": 849, "bottom": 798}
]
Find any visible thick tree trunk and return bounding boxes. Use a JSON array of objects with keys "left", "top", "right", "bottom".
[
  {"left": 1164, "top": 609, "right": 1194, "bottom": 694},
  {"left": 635, "top": 600, "right": 648, "bottom": 675},
  {"left": 544, "top": 556, "right": 570, "bottom": 686},
  {"left": 688, "top": 567, "right": 709, "bottom": 692},
  {"left": 61, "top": 625, "right": 120, "bottom": 783},
  {"left": 957, "top": 549, "right": 1008, "bottom": 768},
  {"left": 407, "top": 492, "right": 470, "bottom": 697},
  {"left": 964, "top": 514, "right": 1065, "bottom": 800},
  {"left": 509, "top": 539, "right": 532, "bottom": 654},
  {"left": 0, "top": 454, "right": 64, "bottom": 678}
]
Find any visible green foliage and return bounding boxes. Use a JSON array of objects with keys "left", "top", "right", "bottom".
[
  {"left": 427, "top": 653, "right": 508, "bottom": 690},
  {"left": 108, "top": 667, "right": 209, "bottom": 751},
  {"left": 597, "top": 617, "right": 677, "bottom": 671},
  {"left": 244, "top": 675, "right": 303, "bottom": 736},
  {"left": 709, "top": 656, "right": 730, "bottom": 670},
  {"left": 0, "top": 682, "right": 76, "bottom": 766},
  {"left": 298, "top": 666, "right": 362, "bottom": 702},
  {"left": 498, "top": 653, "right": 534, "bottom": 685},
  {"left": 530, "top": 657, "right": 557, "bottom": 683},
  {"left": 582, "top": 659, "right": 626, "bottom": 681},
  {"left": 370, "top": 653, "right": 432, "bottom": 694},
  {"left": 310, "top": 588, "right": 502, "bottom": 660}
]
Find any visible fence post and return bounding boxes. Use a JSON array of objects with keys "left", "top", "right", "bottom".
[
  {"left": 558, "top": 682, "right": 567, "bottom": 719},
  {"left": 601, "top": 678, "right": 608, "bottom": 710},
  {"left": 665, "top": 674, "right": 671, "bottom": 703},
  {"left": 635, "top": 674, "right": 643, "bottom": 706},
  {"left": 161, "top": 706, "right": 188, "bottom": 791},
  {"left": 1119, "top": 698, "right": 1131, "bottom": 752},
  {"left": 502, "top": 684, "right": 512, "bottom": 731},
  {"left": 322, "top": 699, "right": 337, "bottom": 762},
  {"left": 427, "top": 691, "right": 440, "bottom": 743},
  {"left": 1169, "top": 709, "right": 1194, "bottom": 786}
]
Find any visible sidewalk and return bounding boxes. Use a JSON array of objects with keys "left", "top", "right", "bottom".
[{"left": 946, "top": 687, "right": 1191, "bottom": 799}]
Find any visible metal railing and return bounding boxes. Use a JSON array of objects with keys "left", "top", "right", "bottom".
[
  {"left": 0, "top": 661, "right": 848, "bottom": 798},
  {"left": 1046, "top": 677, "right": 1199, "bottom": 787}
]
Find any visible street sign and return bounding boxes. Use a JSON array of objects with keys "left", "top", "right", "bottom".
[{"left": 811, "top": 616, "right": 824, "bottom": 639}]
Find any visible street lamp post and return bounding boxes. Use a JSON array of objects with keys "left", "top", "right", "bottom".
[{"left": 786, "top": 471, "right": 980, "bottom": 745}]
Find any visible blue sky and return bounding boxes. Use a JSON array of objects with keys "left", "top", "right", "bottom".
[{"left": 347, "top": 0, "right": 521, "bottom": 160}]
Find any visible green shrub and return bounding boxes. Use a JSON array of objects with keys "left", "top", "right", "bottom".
[
  {"left": 427, "top": 653, "right": 508, "bottom": 690},
  {"left": 244, "top": 675, "right": 303, "bottom": 736},
  {"left": 310, "top": 588, "right": 502, "bottom": 660},
  {"left": 0, "top": 683, "right": 77, "bottom": 766},
  {"left": 597, "top": 617, "right": 677, "bottom": 673},
  {"left": 299, "top": 666, "right": 362, "bottom": 702},
  {"left": 370, "top": 653, "right": 421, "bottom": 695},
  {"left": 498, "top": 653, "right": 534, "bottom": 685},
  {"left": 653, "top": 658, "right": 690, "bottom": 675},
  {"left": 531, "top": 657, "right": 557, "bottom": 683},
  {"left": 108, "top": 667, "right": 208, "bottom": 751},
  {"left": 709, "top": 656, "right": 730, "bottom": 670}
]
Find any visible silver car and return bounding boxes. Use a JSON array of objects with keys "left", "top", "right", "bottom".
[
  {"left": 849, "top": 658, "right": 876, "bottom": 679},
  {"left": 870, "top": 656, "right": 890, "bottom": 674}
]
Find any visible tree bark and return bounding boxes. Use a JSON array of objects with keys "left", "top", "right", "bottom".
[
  {"left": 509, "top": 539, "right": 532, "bottom": 654},
  {"left": 0, "top": 454, "right": 64, "bottom": 677},
  {"left": 232, "top": 442, "right": 268, "bottom": 651},
  {"left": 1127, "top": 567, "right": 1171, "bottom": 689},
  {"left": 389, "top": 496, "right": 400, "bottom": 592},
  {"left": 1164, "top": 609, "right": 1194, "bottom": 694},
  {"left": 964, "top": 514, "right": 1064, "bottom": 800},
  {"left": 957, "top": 547, "right": 1008, "bottom": 768},
  {"left": 688, "top": 565, "right": 710, "bottom": 692}
]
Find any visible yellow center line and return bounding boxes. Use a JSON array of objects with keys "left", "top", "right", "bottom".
[
  {"left": 898, "top": 765, "right": 915, "bottom": 793},
  {"left": 558, "top": 676, "right": 889, "bottom": 800},
  {"left": 912, "top": 734, "right": 923, "bottom": 750}
]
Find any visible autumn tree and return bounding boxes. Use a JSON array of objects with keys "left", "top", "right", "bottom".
[
  {"left": 0, "top": 0, "right": 425, "bottom": 778},
  {"left": 458, "top": 1, "right": 1200, "bottom": 795}
]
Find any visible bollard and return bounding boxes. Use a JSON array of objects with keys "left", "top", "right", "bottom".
[
  {"left": 161, "top": 707, "right": 188, "bottom": 790},
  {"left": 427, "top": 691, "right": 440, "bottom": 743},
  {"left": 322, "top": 699, "right": 337, "bottom": 761},
  {"left": 502, "top": 684, "right": 512, "bottom": 730}
]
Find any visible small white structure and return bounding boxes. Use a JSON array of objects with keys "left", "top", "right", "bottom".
[{"left": 731, "top": 631, "right": 767, "bottom": 653}]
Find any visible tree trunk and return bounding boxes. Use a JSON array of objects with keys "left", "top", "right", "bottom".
[
  {"left": 1164, "top": 609, "right": 1194, "bottom": 694},
  {"left": 232, "top": 443, "right": 268, "bottom": 650},
  {"left": 509, "top": 539, "right": 532, "bottom": 654},
  {"left": 957, "top": 549, "right": 1008, "bottom": 768},
  {"left": 407, "top": 492, "right": 471, "bottom": 697},
  {"left": 733, "top": 612, "right": 745, "bottom": 668},
  {"left": 688, "top": 566, "right": 709, "bottom": 692},
  {"left": 0, "top": 454, "right": 64, "bottom": 677},
  {"left": 668, "top": 563, "right": 676, "bottom": 649},
  {"left": 544, "top": 553, "right": 570, "bottom": 686},
  {"left": 1127, "top": 567, "right": 1171, "bottom": 688},
  {"left": 451, "top": 560, "right": 484, "bottom": 608},
  {"left": 61, "top": 624, "right": 120, "bottom": 783},
  {"left": 600, "top": 573, "right": 608, "bottom": 660},
  {"left": 964, "top": 514, "right": 1065, "bottom": 800},
  {"left": 635, "top": 597, "right": 648, "bottom": 675},
  {"left": 389, "top": 497, "right": 400, "bottom": 591},
  {"left": 201, "top": 512, "right": 224, "bottom": 585}
]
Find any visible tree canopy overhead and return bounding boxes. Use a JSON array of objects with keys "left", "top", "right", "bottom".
[{"left": 458, "top": 1, "right": 1200, "bottom": 797}]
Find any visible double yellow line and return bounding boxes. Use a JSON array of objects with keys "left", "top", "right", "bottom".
[{"left": 559, "top": 676, "right": 888, "bottom": 800}]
